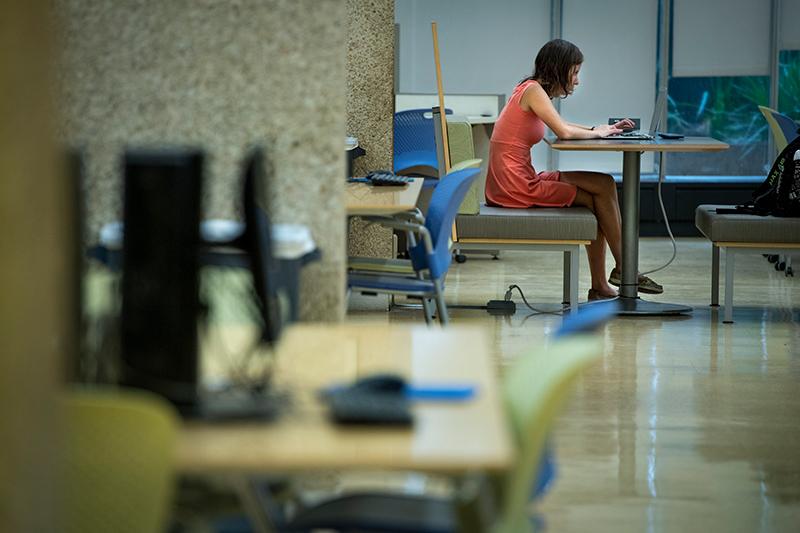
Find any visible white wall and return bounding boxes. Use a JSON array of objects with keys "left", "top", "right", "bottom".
[
  {"left": 559, "top": 0, "right": 659, "bottom": 173},
  {"left": 395, "top": 0, "right": 551, "bottom": 98}
]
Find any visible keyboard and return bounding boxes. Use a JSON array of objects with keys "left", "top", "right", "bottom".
[
  {"left": 326, "top": 390, "right": 413, "bottom": 426},
  {"left": 605, "top": 131, "right": 654, "bottom": 140},
  {"left": 354, "top": 171, "right": 413, "bottom": 186}
]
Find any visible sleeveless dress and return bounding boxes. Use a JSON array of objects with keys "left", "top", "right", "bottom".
[{"left": 485, "top": 80, "right": 577, "bottom": 208}]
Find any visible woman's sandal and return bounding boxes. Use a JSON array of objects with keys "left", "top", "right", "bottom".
[
  {"left": 587, "top": 289, "right": 617, "bottom": 301},
  {"left": 608, "top": 267, "right": 663, "bottom": 294}
]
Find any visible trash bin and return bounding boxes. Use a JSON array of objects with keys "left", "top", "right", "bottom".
[
  {"left": 271, "top": 223, "right": 320, "bottom": 322},
  {"left": 345, "top": 136, "right": 366, "bottom": 178}
]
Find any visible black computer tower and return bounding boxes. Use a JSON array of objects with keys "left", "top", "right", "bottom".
[{"left": 120, "top": 148, "right": 203, "bottom": 411}]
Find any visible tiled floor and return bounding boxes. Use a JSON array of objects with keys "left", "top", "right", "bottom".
[{"left": 348, "top": 238, "right": 800, "bottom": 532}]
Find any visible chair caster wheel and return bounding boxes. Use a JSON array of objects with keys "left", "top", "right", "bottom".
[
  {"left": 786, "top": 267, "right": 794, "bottom": 277},
  {"left": 767, "top": 254, "right": 779, "bottom": 263},
  {"left": 454, "top": 254, "right": 467, "bottom": 264},
  {"left": 777, "top": 261, "right": 786, "bottom": 271}
]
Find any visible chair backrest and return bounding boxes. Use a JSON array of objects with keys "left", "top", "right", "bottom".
[
  {"left": 759, "top": 105, "right": 800, "bottom": 152},
  {"left": 60, "top": 388, "right": 179, "bottom": 533},
  {"left": 409, "top": 167, "right": 479, "bottom": 279},
  {"left": 446, "top": 119, "right": 483, "bottom": 215},
  {"left": 394, "top": 109, "right": 437, "bottom": 156},
  {"left": 492, "top": 335, "right": 603, "bottom": 533},
  {"left": 393, "top": 108, "right": 452, "bottom": 156}
]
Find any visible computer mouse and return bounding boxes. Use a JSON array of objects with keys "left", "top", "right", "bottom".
[{"left": 351, "top": 373, "right": 407, "bottom": 394}]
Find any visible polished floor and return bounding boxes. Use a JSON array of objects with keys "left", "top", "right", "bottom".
[{"left": 349, "top": 238, "right": 800, "bottom": 533}]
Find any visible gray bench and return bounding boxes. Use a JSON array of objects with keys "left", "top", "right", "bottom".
[
  {"left": 455, "top": 204, "right": 598, "bottom": 312},
  {"left": 695, "top": 204, "right": 800, "bottom": 323}
]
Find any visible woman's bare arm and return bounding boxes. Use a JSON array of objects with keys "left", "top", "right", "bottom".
[{"left": 521, "top": 83, "right": 623, "bottom": 139}]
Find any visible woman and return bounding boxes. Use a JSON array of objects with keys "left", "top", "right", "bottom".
[{"left": 485, "top": 38, "right": 662, "bottom": 300}]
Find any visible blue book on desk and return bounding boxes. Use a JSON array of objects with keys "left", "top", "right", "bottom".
[{"left": 405, "top": 384, "right": 476, "bottom": 401}]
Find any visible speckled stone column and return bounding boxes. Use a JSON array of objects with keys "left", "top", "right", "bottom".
[
  {"left": 56, "top": 0, "right": 347, "bottom": 321},
  {"left": 346, "top": 0, "right": 395, "bottom": 260}
]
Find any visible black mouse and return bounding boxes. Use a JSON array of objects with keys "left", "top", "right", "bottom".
[{"left": 350, "top": 373, "right": 407, "bottom": 394}]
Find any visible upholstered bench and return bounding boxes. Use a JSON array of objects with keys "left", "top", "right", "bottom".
[
  {"left": 695, "top": 204, "right": 800, "bottom": 323},
  {"left": 456, "top": 205, "right": 598, "bottom": 312}
]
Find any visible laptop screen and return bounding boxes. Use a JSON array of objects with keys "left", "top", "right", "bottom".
[
  {"left": 646, "top": 88, "right": 667, "bottom": 136},
  {"left": 606, "top": 88, "right": 667, "bottom": 138}
]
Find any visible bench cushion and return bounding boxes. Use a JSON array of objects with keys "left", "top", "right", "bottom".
[
  {"left": 695, "top": 204, "right": 800, "bottom": 243},
  {"left": 456, "top": 204, "right": 597, "bottom": 241}
]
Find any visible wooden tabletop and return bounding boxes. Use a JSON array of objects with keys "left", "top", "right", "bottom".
[
  {"left": 466, "top": 115, "right": 497, "bottom": 125},
  {"left": 346, "top": 177, "right": 424, "bottom": 216},
  {"left": 179, "top": 322, "right": 513, "bottom": 474},
  {"left": 547, "top": 136, "right": 729, "bottom": 152}
]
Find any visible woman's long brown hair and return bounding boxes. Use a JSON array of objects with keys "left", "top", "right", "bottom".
[{"left": 520, "top": 39, "right": 584, "bottom": 98}]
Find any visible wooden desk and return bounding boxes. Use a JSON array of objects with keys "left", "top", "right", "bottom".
[
  {"left": 180, "top": 323, "right": 512, "bottom": 475},
  {"left": 466, "top": 115, "right": 497, "bottom": 125},
  {"left": 345, "top": 178, "right": 424, "bottom": 216},
  {"left": 548, "top": 136, "right": 729, "bottom": 315},
  {"left": 549, "top": 136, "right": 727, "bottom": 153}
]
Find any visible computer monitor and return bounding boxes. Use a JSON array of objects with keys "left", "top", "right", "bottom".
[
  {"left": 240, "top": 146, "right": 284, "bottom": 346},
  {"left": 190, "top": 147, "right": 286, "bottom": 420},
  {"left": 120, "top": 148, "right": 204, "bottom": 411}
]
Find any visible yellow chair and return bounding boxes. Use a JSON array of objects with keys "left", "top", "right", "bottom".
[
  {"left": 758, "top": 105, "right": 800, "bottom": 152},
  {"left": 492, "top": 335, "right": 602, "bottom": 533},
  {"left": 60, "top": 388, "right": 179, "bottom": 533},
  {"left": 257, "top": 335, "right": 603, "bottom": 532}
]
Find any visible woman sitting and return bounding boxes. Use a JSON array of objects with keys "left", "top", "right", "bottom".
[{"left": 485, "top": 38, "right": 663, "bottom": 300}]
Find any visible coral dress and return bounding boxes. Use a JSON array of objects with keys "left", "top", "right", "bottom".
[{"left": 485, "top": 80, "right": 577, "bottom": 208}]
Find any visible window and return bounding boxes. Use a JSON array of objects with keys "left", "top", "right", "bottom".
[
  {"left": 779, "top": 49, "right": 800, "bottom": 121},
  {"left": 666, "top": 75, "right": 769, "bottom": 175}
]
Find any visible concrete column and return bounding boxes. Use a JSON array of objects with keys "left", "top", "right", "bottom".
[{"left": 56, "top": 0, "right": 349, "bottom": 321}]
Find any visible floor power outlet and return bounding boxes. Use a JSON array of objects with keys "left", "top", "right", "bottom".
[{"left": 486, "top": 299, "right": 516, "bottom": 315}]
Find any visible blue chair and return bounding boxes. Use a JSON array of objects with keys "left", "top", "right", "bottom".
[
  {"left": 394, "top": 108, "right": 452, "bottom": 177},
  {"left": 348, "top": 167, "right": 479, "bottom": 326}
]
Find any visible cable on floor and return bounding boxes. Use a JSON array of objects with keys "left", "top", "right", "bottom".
[
  {"left": 505, "top": 284, "right": 570, "bottom": 316},
  {"left": 641, "top": 154, "right": 677, "bottom": 276}
]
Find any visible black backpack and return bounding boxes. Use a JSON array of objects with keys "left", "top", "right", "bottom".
[{"left": 722, "top": 133, "right": 800, "bottom": 217}]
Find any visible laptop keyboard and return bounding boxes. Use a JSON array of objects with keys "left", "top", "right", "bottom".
[{"left": 606, "top": 131, "right": 654, "bottom": 140}]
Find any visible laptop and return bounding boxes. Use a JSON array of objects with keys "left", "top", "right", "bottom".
[{"left": 604, "top": 89, "right": 667, "bottom": 140}]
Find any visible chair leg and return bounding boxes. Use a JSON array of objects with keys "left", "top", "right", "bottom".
[
  {"left": 724, "top": 248, "right": 735, "bottom": 323},
  {"left": 415, "top": 268, "right": 434, "bottom": 324},
  {"left": 569, "top": 246, "right": 579, "bottom": 314},
  {"left": 236, "top": 477, "right": 284, "bottom": 533},
  {"left": 433, "top": 279, "right": 449, "bottom": 326},
  {"left": 711, "top": 244, "right": 720, "bottom": 307},
  {"left": 421, "top": 297, "right": 434, "bottom": 325},
  {"left": 562, "top": 251, "right": 571, "bottom": 305}
]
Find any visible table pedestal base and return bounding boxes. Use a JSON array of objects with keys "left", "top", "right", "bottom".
[{"left": 616, "top": 296, "right": 692, "bottom": 316}]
